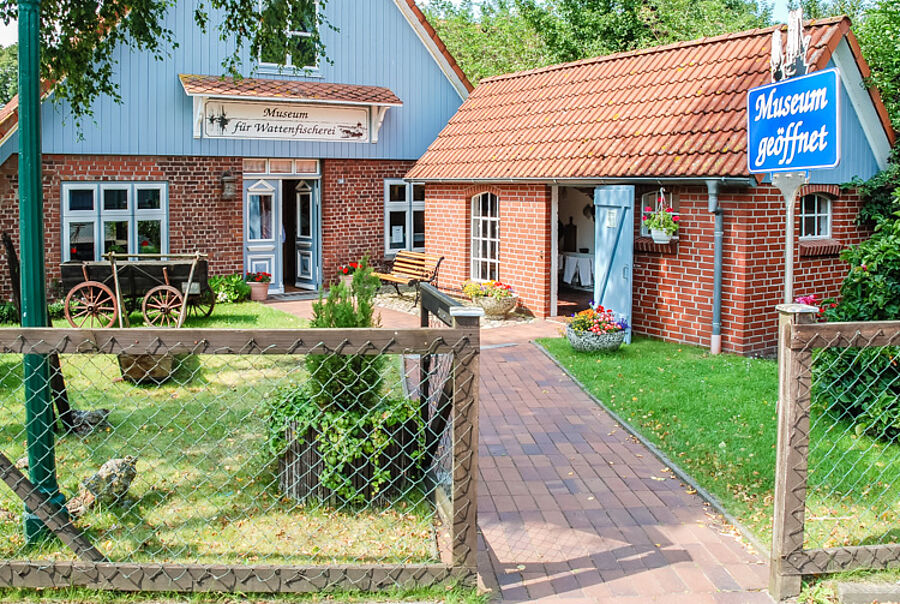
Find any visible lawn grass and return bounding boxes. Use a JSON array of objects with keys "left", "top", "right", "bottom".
[
  {"left": 48, "top": 300, "right": 307, "bottom": 330},
  {"left": 539, "top": 336, "right": 900, "bottom": 550},
  {"left": 0, "top": 302, "right": 436, "bottom": 568},
  {"left": 0, "top": 582, "right": 486, "bottom": 603}
]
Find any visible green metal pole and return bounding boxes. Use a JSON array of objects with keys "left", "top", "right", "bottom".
[{"left": 18, "top": 0, "right": 64, "bottom": 543}]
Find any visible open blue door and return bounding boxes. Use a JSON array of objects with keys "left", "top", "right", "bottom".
[{"left": 594, "top": 186, "right": 634, "bottom": 343}]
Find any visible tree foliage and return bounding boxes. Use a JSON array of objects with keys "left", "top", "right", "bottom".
[
  {"left": 0, "top": 0, "right": 329, "bottom": 121},
  {"left": 855, "top": 0, "right": 900, "bottom": 130},
  {"left": 422, "top": 0, "right": 552, "bottom": 85},
  {"left": 0, "top": 43, "right": 15, "bottom": 105}
]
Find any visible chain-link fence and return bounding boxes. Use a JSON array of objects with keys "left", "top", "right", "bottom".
[
  {"left": 770, "top": 304, "right": 900, "bottom": 600},
  {"left": 0, "top": 317, "right": 479, "bottom": 593}
]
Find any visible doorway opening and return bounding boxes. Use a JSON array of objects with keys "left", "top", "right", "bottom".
[
  {"left": 281, "top": 179, "right": 318, "bottom": 291},
  {"left": 556, "top": 187, "right": 595, "bottom": 317}
]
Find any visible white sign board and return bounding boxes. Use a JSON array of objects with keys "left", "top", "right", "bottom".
[{"left": 203, "top": 100, "right": 370, "bottom": 143}]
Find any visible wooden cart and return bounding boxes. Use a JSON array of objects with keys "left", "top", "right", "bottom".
[{"left": 60, "top": 253, "right": 215, "bottom": 328}]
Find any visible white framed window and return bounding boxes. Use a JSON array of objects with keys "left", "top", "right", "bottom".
[
  {"left": 470, "top": 192, "right": 499, "bottom": 282},
  {"left": 799, "top": 194, "right": 832, "bottom": 239},
  {"left": 639, "top": 189, "right": 680, "bottom": 237},
  {"left": 62, "top": 182, "right": 168, "bottom": 262},
  {"left": 258, "top": 0, "right": 319, "bottom": 71},
  {"left": 384, "top": 180, "right": 425, "bottom": 255}
]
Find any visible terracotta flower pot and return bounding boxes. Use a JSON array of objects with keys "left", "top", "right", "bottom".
[
  {"left": 565, "top": 325, "right": 626, "bottom": 352},
  {"left": 474, "top": 295, "right": 518, "bottom": 319},
  {"left": 248, "top": 281, "right": 270, "bottom": 301}
]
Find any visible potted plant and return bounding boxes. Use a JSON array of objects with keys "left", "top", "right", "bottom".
[
  {"left": 337, "top": 262, "right": 360, "bottom": 286},
  {"left": 246, "top": 271, "right": 272, "bottom": 301},
  {"left": 462, "top": 280, "right": 518, "bottom": 318},
  {"left": 642, "top": 204, "right": 680, "bottom": 244},
  {"left": 565, "top": 304, "right": 629, "bottom": 352}
]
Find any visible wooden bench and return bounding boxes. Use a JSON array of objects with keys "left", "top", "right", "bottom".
[{"left": 374, "top": 251, "right": 444, "bottom": 304}]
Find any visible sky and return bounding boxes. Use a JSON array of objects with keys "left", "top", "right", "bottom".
[{"left": 0, "top": 0, "right": 792, "bottom": 48}]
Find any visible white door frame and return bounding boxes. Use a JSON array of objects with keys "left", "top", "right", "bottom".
[{"left": 550, "top": 185, "right": 559, "bottom": 317}]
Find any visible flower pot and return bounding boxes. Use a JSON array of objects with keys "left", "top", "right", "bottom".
[
  {"left": 565, "top": 325, "right": 626, "bottom": 353},
  {"left": 650, "top": 229, "right": 673, "bottom": 244},
  {"left": 248, "top": 281, "right": 269, "bottom": 301},
  {"left": 474, "top": 295, "right": 518, "bottom": 319},
  {"left": 340, "top": 273, "right": 353, "bottom": 287},
  {"left": 117, "top": 353, "right": 175, "bottom": 384}
]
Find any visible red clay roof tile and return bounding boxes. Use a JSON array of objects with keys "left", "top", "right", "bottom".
[
  {"left": 178, "top": 74, "right": 402, "bottom": 106},
  {"left": 408, "top": 16, "right": 894, "bottom": 181}
]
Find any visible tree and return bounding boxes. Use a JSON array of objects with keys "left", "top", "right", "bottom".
[
  {"left": 0, "top": 43, "right": 15, "bottom": 105},
  {"left": 422, "top": 0, "right": 552, "bottom": 85},
  {"left": 515, "top": 0, "right": 770, "bottom": 63},
  {"left": 855, "top": 0, "right": 900, "bottom": 130},
  {"left": 0, "top": 0, "right": 330, "bottom": 122}
]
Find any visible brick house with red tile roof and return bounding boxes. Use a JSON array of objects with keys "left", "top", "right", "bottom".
[
  {"left": 407, "top": 16, "right": 896, "bottom": 356},
  {"left": 0, "top": 0, "right": 471, "bottom": 300}
]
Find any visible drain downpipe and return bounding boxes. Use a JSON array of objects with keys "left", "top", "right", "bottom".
[{"left": 708, "top": 180, "right": 724, "bottom": 355}]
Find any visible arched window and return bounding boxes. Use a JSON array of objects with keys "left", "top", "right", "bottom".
[
  {"left": 799, "top": 194, "right": 832, "bottom": 239},
  {"left": 471, "top": 192, "right": 499, "bottom": 281}
]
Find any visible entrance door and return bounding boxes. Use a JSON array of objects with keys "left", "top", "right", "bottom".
[
  {"left": 294, "top": 180, "right": 319, "bottom": 290},
  {"left": 244, "top": 179, "right": 281, "bottom": 292},
  {"left": 593, "top": 186, "right": 634, "bottom": 343}
]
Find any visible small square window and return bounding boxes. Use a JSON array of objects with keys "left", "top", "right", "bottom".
[
  {"left": 798, "top": 194, "right": 832, "bottom": 239},
  {"left": 68, "top": 189, "right": 95, "bottom": 212}
]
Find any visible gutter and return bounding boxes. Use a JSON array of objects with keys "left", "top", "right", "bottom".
[
  {"left": 405, "top": 176, "right": 756, "bottom": 187},
  {"left": 707, "top": 180, "right": 724, "bottom": 355}
]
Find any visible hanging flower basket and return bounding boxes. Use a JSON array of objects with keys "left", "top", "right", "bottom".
[
  {"left": 565, "top": 325, "right": 626, "bottom": 352},
  {"left": 650, "top": 228, "right": 673, "bottom": 244}
]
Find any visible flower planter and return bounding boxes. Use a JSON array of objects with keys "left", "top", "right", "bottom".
[
  {"left": 473, "top": 295, "right": 518, "bottom": 319},
  {"left": 650, "top": 229, "right": 674, "bottom": 244},
  {"left": 278, "top": 420, "right": 422, "bottom": 504},
  {"left": 117, "top": 353, "right": 176, "bottom": 384},
  {"left": 248, "top": 281, "right": 269, "bottom": 301},
  {"left": 339, "top": 274, "right": 353, "bottom": 287},
  {"left": 565, "top": 325, "right": 626, "bottom": 353}
]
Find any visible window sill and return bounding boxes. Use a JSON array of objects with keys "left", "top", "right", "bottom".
[
  {"left": 799, "top": 238, "right": 842, "bottom": 258},
  {"left": 635, "top": 236, "right": 677, "bottom": 254}
]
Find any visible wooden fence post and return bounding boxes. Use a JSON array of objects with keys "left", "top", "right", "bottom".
[
  {"left": 770, "top": 303, "right": 818, "bottom": 600},
  {"left": 450, "top": 308, "right": 481, "bottom": 572}
]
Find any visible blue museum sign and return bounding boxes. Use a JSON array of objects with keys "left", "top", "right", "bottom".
[{"left": 747, "top": 68, "right": 841, "bottom": 173}]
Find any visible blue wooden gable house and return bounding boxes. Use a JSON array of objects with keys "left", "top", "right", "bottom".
[{"left": 0, "top": 0, "right": 471, "bottom": 294}]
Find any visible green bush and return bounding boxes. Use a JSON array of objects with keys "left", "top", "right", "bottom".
[
  {"left": 812, "top": 211, "right": 900, "bottom": 441},
  {"left": 846, "top": 147, "right": 900, "bottom": 227},
  {"left": 0, "top": 301, "right": 16, "bottom": 324},
  {"left": 209, "top": 273, "right": 251, "bottom": 304},
  {"left": 47, "top": 299, "right": 65, "bottom": 320},
  {"left": 266, "top": 258, "right": 424, "bottom": 503}
]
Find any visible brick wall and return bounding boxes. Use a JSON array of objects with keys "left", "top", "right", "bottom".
[
  {"left": 320, "top": 159, "right": 415, "bottom": 283},
  {"left": 0, "top": 153, "right": 244, "bottom": 300},
  {"left": 426, "top": 180, "right": 868, "bottom": 356},
  {"left": 425, "top": 183, "right": 552, "bottom": 316},
  {"left": 633, "top": 183, "right": 867, "bottom": 355}
]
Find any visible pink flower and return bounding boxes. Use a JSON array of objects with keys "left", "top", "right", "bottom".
[
  {"left": 672, "top": 216, "right": 679, "bottom": 222},
  {"left": 665, "top": 207, "right": 673, "bottom": 213},
  {"left": 644, "top": 206, "right": 652, "bottom": 212}
]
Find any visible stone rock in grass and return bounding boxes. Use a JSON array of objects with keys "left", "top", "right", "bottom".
[
  {"left": 66, "top": 456, "right": 137, "bottom": 517},
  {"left": 70, "top": 408, "right": 111, "bottom": 435}
]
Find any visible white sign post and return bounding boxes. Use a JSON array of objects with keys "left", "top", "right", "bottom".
[{"left": 772, "top": 171, "right": 808, "bottom": 303}]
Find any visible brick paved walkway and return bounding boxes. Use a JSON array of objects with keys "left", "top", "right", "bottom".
[
  {"left": 477, "top": 342, "right": 771, "bottom": 603},
  {"left": 268, "top": 302, "right": 772, "bottom": 602}
]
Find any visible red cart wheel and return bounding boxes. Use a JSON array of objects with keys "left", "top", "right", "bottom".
[
  {"left": 142, "top": 285, "right": 184, "bottom": 328},
  {"left": 64, "top": 281, "right": 119, "bottom": 328}
]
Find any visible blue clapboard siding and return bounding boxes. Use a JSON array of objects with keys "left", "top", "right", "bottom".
[{"left": 2, "top": 0, "right": 464, "bottom": 162}]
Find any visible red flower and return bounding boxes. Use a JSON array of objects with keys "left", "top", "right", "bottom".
[
  {"left": 342, "top": 267, "right": 349, "bottom": 274},
  {"left": 672, "top": 216, "right": 679, "bottom": 222},
  {"left": 349, "top": 262, "right": 359, "bottom": 269},
  {"left": 141, "top": 240, "right": 150, "bottom": 247},
  {"left": 642, "top": 215, "right": 649, "bottom": 221},
  {"left": 665, "top": 207, "right": 673, "bottom": 213},
  {"left": 644, "top": 206, "right": 652, "bottom": 212},
  {"left": 71, "top": 247, "right": 77, "bottom": 255}
]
